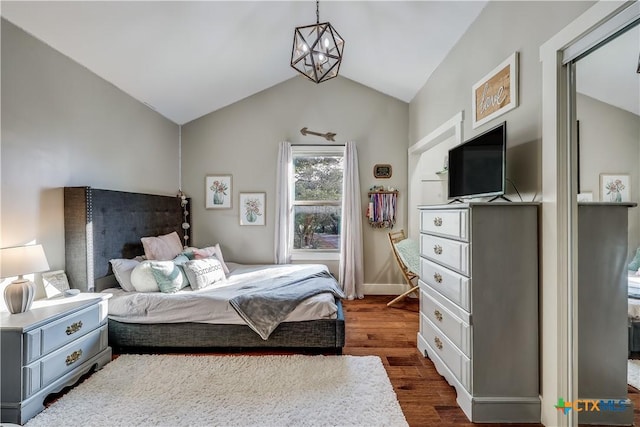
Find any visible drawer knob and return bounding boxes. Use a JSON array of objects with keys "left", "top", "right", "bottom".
[
  {"left": 66, "top": 321, "right": 83, "bottom": 335},
  {"left": 65, "top": 349, "right": 83, "bottom": 366},
  {"left": 433, "top": 272, "right": 443, "bottom": 283},
  {"left": 433, "top": 217, "right": 443, "bottom": 227},
  {"left": 433, "top": 245, "right": 443, "bottom": 255},
  {"left": 434, "top": 337, "right": 443, "bottom": 350},
  {"left": 434, "top": 310, "right": 443, "bottom": 322}
]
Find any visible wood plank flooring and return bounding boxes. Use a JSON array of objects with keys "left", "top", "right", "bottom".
[
  {"left": 342, "top": 296, "right": 543, "bottom": 427},
  {"left": 47, "top": 295, "right": 640, "bottom": 426},
  {"left": 344, "top": 296, "right": 640, "bottom": 427}
]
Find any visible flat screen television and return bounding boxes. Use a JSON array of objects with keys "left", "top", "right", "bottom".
[{"left": 448, "top": 121, "right": 506, "bottom": 200}]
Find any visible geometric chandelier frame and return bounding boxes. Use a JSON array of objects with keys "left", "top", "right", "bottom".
[{"left": 290, "top": 1, "right": 345, "bottom": 83}]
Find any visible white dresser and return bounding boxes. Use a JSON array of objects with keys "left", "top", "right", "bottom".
[
  {"left": 417, "top": 203, "right": 540, "bottom": 423},
  {"left": 1, "top": 293, "right": 112, "bottom": 425}
]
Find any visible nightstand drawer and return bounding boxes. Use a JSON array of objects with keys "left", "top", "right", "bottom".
[
  {"left": 422, "top": 315, "right": 471, "bottom": 391},
  {"left": 421, "top": 289, "right": 471, "bottom": 357},
  {"left": 25, "top": 302, "right": 106, "bottom": 363},
  {"left": 420, "top": 259, "right": 470, "bottom": 311},
  {"left": 420, "top": 234, "right": 469, "bottom": 275},
  {"left": 38, "top": 324, "right": 108, "bottom": 390},
  {"left": 420, "top": 209, "right": 468, "bottom": 241}
]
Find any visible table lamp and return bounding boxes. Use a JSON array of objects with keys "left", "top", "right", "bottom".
[{"left": 1, "top": 245, "right": 50, "bottom": 313}]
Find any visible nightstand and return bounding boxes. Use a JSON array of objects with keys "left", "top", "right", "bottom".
[{"left": 1, "top": 293, "right": 112, "bottom": 425}]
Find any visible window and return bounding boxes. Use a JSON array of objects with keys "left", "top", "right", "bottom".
[{"left": 291, "top": 146, "right": 344, "bottom": 257}]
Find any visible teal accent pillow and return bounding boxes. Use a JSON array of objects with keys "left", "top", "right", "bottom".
[
  {"left": 149, "top": 257, "right": 189, "bottom": 294},
  {"left": 630, "top": 248, "right": 640, "bottom": 271}
]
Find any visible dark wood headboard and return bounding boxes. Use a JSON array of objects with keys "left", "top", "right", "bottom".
[{"left": 64, "top": 187, "right": 191, "bottom": 292}]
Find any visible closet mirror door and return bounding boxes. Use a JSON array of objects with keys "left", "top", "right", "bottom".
[{"left": 573, "top": 20, "right": 639, "bottom": 426}]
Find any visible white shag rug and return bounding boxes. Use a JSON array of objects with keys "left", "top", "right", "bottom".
[
  {"left": 629, "top": 359, "right": 640, "bottom": 390},
  {"left": 26, "top": 354, "right": 408, "bottom": 427}
]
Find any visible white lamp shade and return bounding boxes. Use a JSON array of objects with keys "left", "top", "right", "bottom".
[{"left": 1, "top": 245, "right": 50, "bottom": 278}]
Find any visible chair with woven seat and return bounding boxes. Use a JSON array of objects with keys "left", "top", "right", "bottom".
[{"left": 387, "top": 229, "right": 420, "bottom": 307}]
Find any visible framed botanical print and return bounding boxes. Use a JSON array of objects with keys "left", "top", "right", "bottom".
[
  {"left": 239, "top": 192, "right": 265, "bottom": 226},
  {"left": 205, "top": 175, "right": 232, "bottom": 209},
  {"left": 599, "top": 173, "right": 630, "bottom": 203}
]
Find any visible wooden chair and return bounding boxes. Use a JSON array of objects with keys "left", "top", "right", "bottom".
[{"left": 387, "top": 230, "right": 420, "bottom": 307}]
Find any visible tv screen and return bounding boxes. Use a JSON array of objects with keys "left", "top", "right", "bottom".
[{"left": 448, "top": 122, "right": 506, "bottom": 200}]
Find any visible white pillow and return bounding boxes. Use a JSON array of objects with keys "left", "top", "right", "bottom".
[
  {"left": 109, "top": 258, "right": 139, "bottom": 292},
  {"left": 183, "top": 257, "right": 226, "bottom": 290},
  {"left": 130, "top": 261, "right": 160, "bottom": 292},
  {"left": 141, "top": 231, "right": 183, "bottom": 261},
  {"left": 192, "top": 244, "right": 230, "bottom": 274}
]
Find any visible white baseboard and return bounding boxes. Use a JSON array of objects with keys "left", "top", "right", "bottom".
[{"left": 362, "top": 283, "right": 418, "bottom": 296}]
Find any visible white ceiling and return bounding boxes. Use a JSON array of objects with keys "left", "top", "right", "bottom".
[
  {"left": 1, "top": 1, "right": 488, "bottom": 125},
  {"left": 576, "top": 24, "right": 640, "bottom": 116}
]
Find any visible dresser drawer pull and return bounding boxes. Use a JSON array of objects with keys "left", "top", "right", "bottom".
[
  {"left": 433, "top": 272, "right": 443, "bottom": 283},
  {"left": 434, "top": 337, "right": 443, "bottom": 350},
  {"left": 65, "top": 349, "right": 83, "bottom": 366},
  {"left": 66, "top": 321, "right": 83, "bottom": 335},
  {"left": 433, "top": 245, "right": 443, "bottom": 255},
  {"left": 434, "top": 310, "right": 443, "bottom": 322},
  {"left": 433, "top": 217, "right": 443, "bottom": 227}
]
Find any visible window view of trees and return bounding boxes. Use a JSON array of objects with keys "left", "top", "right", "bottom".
[{"left": 293, "top": 155, "right": 343, "bottom": 250}]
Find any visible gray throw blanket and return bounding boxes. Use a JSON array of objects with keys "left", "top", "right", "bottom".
[{"left": 229, "top": 268, "right": 345, "bottom": 340}]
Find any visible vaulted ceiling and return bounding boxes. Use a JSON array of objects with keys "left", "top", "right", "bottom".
[{"left": 1, "top": 1, "right": 488, "bottom": 124}]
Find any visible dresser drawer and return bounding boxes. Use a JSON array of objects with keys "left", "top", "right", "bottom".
[
  {"left": 37, "top": 324, "right": 108, "bottom": 391},
  {"left": 421, "top": 290, "right": 471, "bottom": 357},
  {"left": 420, "top": 260, "right": 470, "bottom": 311},
  {"left": 421, "top": 315, "right": 471, "bottom": 391},
  {"left": 420, "top": 209, "right": 468, "bottom": 241},
  {"left": 25, "top": 302, "right": 106, "bottom": 364},
  {"left": 420, "top": 234, "right": 470, "bottom": 275}
]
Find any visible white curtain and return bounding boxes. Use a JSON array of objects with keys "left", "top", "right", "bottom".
[
  {"left": 339, "top": 141, "right": 364, "bottom": 299},
  {"left": 274, "top": 141, "right": 292, "bottom": 264}
]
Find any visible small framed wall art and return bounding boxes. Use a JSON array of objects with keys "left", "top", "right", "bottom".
[
  {"left": 600, "top": 173, "right": 630, "bottom": 202},
  {"left": 472, "top": 52, "right": 519, "bottom": 129},
  {"left": 205, "top": 175, "right": 232, "bottom": 209},
  {"left": 239, "top": 192, "right": 266, "bottom": 226},
  {"left": 373, "top": 164, "right": 392, "bottom": 179}
]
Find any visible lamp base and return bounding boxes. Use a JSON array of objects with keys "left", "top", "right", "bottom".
[{"left": 4, "top": 278, "right": 36, "bottom": 314}]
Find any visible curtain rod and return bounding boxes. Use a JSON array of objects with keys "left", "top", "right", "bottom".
[{"left": 291, "top": 143, "right": 345, "bottom": 147}]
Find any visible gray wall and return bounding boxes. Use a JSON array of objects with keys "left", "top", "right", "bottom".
[
  {"left": 409, "top": 1, "right": 594, "bottom": 200},
  {"left": 577, "top": 93, "right": 640, "bottom": 262},
  {"left": 1, "top": 20, "right": 179, "bottom": 297},
  {"left": 181, "top": 76, "right": 409, "bottom": 285}
]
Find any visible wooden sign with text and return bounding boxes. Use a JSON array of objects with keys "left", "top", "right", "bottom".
[{"left": 472, "top": 52, "right": 518, "bottom": 128}]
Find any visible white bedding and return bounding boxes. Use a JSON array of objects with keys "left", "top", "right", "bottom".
[
  {"left": 627, "top": 271, "right": 640, "bottom": 319},
  {"left": 104, "top": 263, "right": 338, "bottom": 324}
]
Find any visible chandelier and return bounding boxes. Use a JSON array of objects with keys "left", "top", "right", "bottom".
[{"left": 290, "top": 0, "right": 344, "bottom": 83}]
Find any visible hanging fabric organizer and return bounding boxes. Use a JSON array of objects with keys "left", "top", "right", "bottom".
[{"left": 367, "top": 191, "right": 398, "bottom": 229}]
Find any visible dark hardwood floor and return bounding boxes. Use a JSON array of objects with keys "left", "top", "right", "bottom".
[
  {"left": 345, "top": 296, "right": 640, "bottom": 427},
  {"left": 47, "top": 295, "right": 640, "bottom": 426},
  {"left": 343, "top": 295, "right": 542, "bottom": 427}
]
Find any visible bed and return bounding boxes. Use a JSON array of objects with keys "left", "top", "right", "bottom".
[
  {"left": 627, "top": 271, "right": 640, "bottom": 353},
  {"left": 63, "top": 186, "right": 345, "bottom": 354}
]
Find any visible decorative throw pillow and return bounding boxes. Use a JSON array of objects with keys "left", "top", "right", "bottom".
[
  {"left": 149, "top": 258, "right": 189, "bottom": 294},
  {"left": 183, "top": 257, "right": 226, "bottom": 290},
  {"left": 629, "top": 248, "right": 640, "bottom": 271},
  {"left": 141, "top": 231, "right": 183, "bottom": 261},
  {"left": 109, "top": 258, "right": 140, "bottom": 292},
  {"left": 130, "top": 261, "right": 160, "bottom": 292},
  {"left": 192, "top": 244, "right": 230, "bottom": 274}
]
